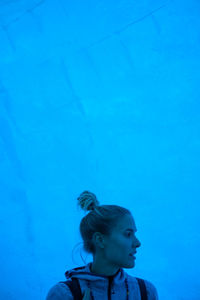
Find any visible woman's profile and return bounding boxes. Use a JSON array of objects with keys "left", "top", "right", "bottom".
[{"left": 46, "top": 191, "right": 159, "bottom": 299}]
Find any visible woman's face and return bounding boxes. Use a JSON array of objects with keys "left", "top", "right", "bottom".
[{"left": 91, "top": 214, "right": 141, "bottom": 276}]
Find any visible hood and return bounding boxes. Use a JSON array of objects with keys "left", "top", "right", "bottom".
[{"left": 64, "top": 261, "right": 127, "bottom": 285}]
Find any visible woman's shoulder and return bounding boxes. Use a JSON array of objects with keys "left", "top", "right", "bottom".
[
  {"left": 127, "top": 274, "right": 159, "bottom": 300},
  {"left": 143, "top": 278, "right": 159, "bottom": 300},
  {"left": 46, "top": 282, "right": 73, "bottom": 300}
]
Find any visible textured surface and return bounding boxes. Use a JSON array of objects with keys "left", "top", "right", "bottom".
[{"left": 0, "top": 0, "right": 200, "bottom": 299}]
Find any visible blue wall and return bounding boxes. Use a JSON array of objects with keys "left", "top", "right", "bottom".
[{"left": 0, "top": 1, "right": 200, "bottom": 299}]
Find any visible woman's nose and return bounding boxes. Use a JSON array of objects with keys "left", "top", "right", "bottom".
[{"left": 135, "top": 238, "right": 141, "bottom": 248}]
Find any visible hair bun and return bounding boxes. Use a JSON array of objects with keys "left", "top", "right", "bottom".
[{"left": 77, "top": 191, "right": 99, "bottom": 212}]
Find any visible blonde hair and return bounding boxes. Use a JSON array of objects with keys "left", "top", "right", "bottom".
[{"left": 72, "top": 190, "right": 131, "bottom": 264}]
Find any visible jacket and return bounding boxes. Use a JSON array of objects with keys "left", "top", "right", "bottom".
[{"left": 46, "top": 262, "right": 159, "bottom": 300}]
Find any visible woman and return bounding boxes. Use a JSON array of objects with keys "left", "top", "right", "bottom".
[{"left": 46, "top": 191, "right": 159, "bottom": 299}]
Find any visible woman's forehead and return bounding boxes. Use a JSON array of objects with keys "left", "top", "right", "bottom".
[{"left": 115, "top": 215, "right": 137, "bottom": 231}]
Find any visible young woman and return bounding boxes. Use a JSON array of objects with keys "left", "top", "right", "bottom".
[{"left": 46, "top": 191, "right": 159, "bottom": 299}]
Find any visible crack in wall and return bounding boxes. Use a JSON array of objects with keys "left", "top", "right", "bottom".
[
  {"left": 60, "top": 58, "right": 95, "bottom": 146},
  {"left": 83, "top": 1, "right": 171, "bottom": 51},
  {"left": 1, "top": 0, "right": 45, "bottom": 28}
]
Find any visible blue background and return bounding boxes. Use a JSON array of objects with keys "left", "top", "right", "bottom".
[{"left": 0, "top": 0, "right": 200, "bottom": 299}]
